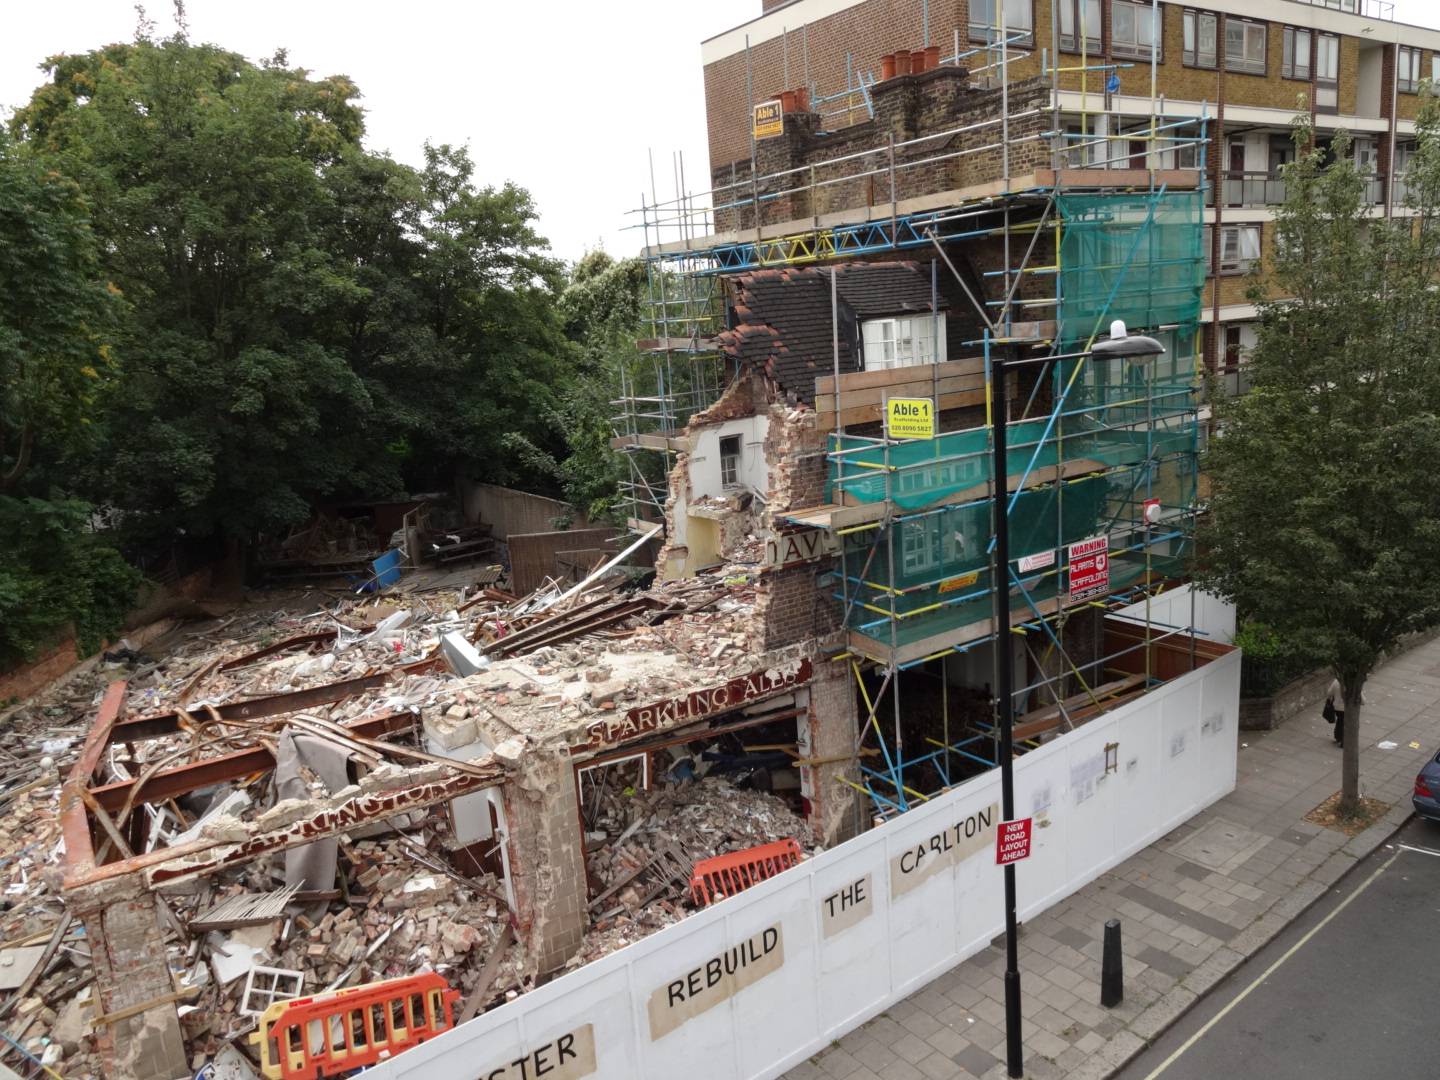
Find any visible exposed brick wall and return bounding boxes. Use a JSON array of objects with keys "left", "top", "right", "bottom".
[
  {"left": 0, "top": 635, "right": 79, "bottom": 703},
  {"left": 69, "top": 877, "right": 188, "bottom": 1079},
  {"left": 703, "top": 0, "right": 962, "bottom": 169},
  {"left": 500, "top": 752, "right": 589, "bottom": 976},
  {"left": 713, "top": 71, "right": 1050, "bottom": 232},
  {"left": 803, "top": 658, "right": 865, "bottom": 843},
  {"left": 704, "top": 1, "right": 1397, "bottom": 194}
]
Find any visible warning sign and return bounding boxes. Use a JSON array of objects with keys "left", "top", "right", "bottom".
[
  {"left": 886, "top": 397, "right": 935, "bottom": 440},
  {"left": 938, "top": 570, "right": 979, "bottom": 594},
  {"left": 753, "top": 100, "right": 784, "bottom": 140},
  {"left": 1067, "top": 535, "right": 1109, "bottom": 602},
  {"left": 1017, "top": 549, "right": 1055, "bottom": 573},
  {"left": 996, "top": 818, "right": 1032, "bottom": 865}
]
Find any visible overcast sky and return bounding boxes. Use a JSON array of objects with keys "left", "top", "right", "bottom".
[{"left": 1, "top": 0, "right": 1434, "bottom": 265}]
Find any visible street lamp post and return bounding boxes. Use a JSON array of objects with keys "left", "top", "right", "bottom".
[{"left": 991, "top": 320, "right": 1163, "bottom": 1079}]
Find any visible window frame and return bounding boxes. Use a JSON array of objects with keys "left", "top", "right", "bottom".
[
  {"left": 1182, "top": 9, "right": 1218, "bottom": 70},
  {"left": 1057, "top": 0, "right": 1101, "bottom": 54},
  {"left": 1224, "top": 17, "right": 1268, "bottom": 77},
  {"left": 1111, "top": 0, "right": 1162, "bottom": 62},
  {"left": 1206, "top": 224, "right": 1262, "bottom": 275},
  {"left": 969, "top": 0, "right": 1035, "bottom": 47},
  {"left": 861, "top": 316, "right": 946, "bottom": 371},
  {"left": 1398, "top": 46, "right": 1421, "bottom": 94},
  {"left": 1281, "top": 27, "right": 1311, "bottom": 81},
  {"left": 718, "top": 434, "right": 741, "bottom": 489}
]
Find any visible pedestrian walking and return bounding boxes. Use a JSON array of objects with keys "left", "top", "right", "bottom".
[{"left": 1324, "top": 678, "right": 1362, "bottom": 746}]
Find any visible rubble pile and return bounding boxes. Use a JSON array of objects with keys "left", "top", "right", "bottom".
[
  {"left": 0, "top": 534, "right": 813, "bottom": 1077},
  {"left": 575, "top": 779, "right": 815, "bottom": 964}
]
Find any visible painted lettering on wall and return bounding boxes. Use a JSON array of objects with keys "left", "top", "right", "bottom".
[
  {"left": 821, "top": 873, "right": 874, "bottom": 938},
  {"left": 582, "top": 659, "right": 813, "bottom": 750},
  {"left": 147, "top": 767, "right": 501, "bottom": 886},
  {"left": 890, "top": 802, "right": 999, "bottom": 899},
  {"left": 764, "top": 527, "right": 839, "bottom": 570},
  {"left": 476, "top": 1024, "right": 597, "bottom": 1080},
  {"left": 647, "top": 924, "right": 785, "bottom": 1040}
]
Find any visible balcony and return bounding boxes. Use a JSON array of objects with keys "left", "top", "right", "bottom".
[
  {"left": 1224, "top": 171, "right": 1389, "bottom": 208},
  {"left": 1223, "top": 171, "right": 1287, "bottom": 208}
]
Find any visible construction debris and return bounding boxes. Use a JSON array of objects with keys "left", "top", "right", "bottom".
[{"left": 0, "top": 530, "right": 823, "bottom": 1077}]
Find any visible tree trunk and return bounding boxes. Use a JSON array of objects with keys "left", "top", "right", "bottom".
[{"left": 1339, "top": 679, "right": 1365, "bottom": 815}]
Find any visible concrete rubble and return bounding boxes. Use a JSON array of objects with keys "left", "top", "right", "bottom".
[{"left": 0, "top": 535, "right": 833, "bottom": 1077}]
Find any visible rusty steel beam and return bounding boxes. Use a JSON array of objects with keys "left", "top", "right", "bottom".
[
  {"left": 112, "top": 670, "right": 391, "bottom": 744},
  {"left": 87, "top": 711, "right": 419, "bottom": 814},
  {"left": 61, "top": 681, "right": 127, "bottom": 887},
  {"left": 219, "top": 630, "right": 343, "bottom": 671},
  {"left": 128, "top": 761, "right": 508, "bottom": 889}
]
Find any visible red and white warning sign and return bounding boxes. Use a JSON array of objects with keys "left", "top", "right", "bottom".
[
  {"left": 996, "top": 817, "right": 1033, "bottom": 865},
  {"left": 1067, "top": 535, "right": 1109, "bottom": 602}
]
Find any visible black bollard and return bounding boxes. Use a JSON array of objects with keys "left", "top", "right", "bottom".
[{"left": 1101, "top": 918, "right": 1124, "bottom": 1007}]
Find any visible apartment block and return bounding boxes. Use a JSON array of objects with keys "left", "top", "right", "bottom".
[{"left": 700, "top": 0, "right": 1440, "bottom": 392}]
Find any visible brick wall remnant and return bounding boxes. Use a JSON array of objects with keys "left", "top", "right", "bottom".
[{"left": 499, "top": 749, "right": 589, "bottom": 977}]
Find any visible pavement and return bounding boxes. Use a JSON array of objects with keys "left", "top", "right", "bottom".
[
  {"left": 1114, "top": 815, "right": 1440, "bottom": 1080},
  {"left": 784, "top": 632, "right": 1440, "bottom": 1080}
]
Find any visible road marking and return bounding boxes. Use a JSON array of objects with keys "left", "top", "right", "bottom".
[
  {"left": 1396, "top": 842, "right": 1440, "bottom": 859},
  {"left": 1139, "top": 848, "right": 1401, "bottom": 1080}
]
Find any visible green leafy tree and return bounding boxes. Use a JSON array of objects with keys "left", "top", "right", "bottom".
[
  {"left": 12, "top": 34, "right": 398, "bottom": 543},
  {"left": 555, "top": 253, "right": 649, "bottom": 522},
  {"left": 0, "top": 131, "right": 139, "bottom": 664},
  {"left": 1198, "top": 101, "right": 1440, "bottom": 814}
]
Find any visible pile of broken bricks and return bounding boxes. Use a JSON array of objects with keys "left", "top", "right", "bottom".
[{"left": 0, "top": 539, "right": 812, "bottom": 1076}]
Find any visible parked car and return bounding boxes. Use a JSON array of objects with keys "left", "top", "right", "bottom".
[{"left": 1413, "top": 751, "right": 1440, "bottom": 822}]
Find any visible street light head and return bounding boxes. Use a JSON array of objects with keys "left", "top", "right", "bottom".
[{"left": 1091, "top": 318, "right": 1166, "bottom": 361}]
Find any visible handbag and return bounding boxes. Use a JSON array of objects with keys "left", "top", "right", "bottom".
[{"left": 1323, "top": 699, "right": 1337, "bottom": 724}]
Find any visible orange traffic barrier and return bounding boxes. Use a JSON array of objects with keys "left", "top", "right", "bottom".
[
  {"left": 251, "top": 972, "right": 460, "bottom": 1079},
  {"left": 689, "top": 837, "right": 803, "bottom": 906}
]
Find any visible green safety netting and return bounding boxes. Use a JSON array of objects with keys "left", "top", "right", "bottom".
[
  {"left": 1056, "top": 189, "right": 1206, "bottom": 345},
  {"left": 830, "top": 382, "right": 1197, "bottom": 511},
  {"left": 836, "top": 454, "right": 1197, "bottom": 648}
]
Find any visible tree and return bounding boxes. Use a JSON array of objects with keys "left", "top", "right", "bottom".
[
  {"left": 1197, "top": 99, "right": 1440, "bottom": 814},
  {"left": 12, "top": 34, "right": 397, "bottom": 544},
  {"left": 555, "top": 253, "right": 648, "bottom": 521},
  {"left": 0, "top": 129, "right": 117, "bottom": 490},
  {"left": 0, "top": 130, "right": 139, "bottom": 665}
]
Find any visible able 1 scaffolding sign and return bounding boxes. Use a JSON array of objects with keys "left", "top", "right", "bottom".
[{"left": 1067, "top": 536, "right": 1109, "bottom": 602}]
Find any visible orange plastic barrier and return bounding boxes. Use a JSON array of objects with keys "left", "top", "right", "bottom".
[
  {"left": 251, "top": 971, "right": 460, "bottom": 1079},
  {"left": 689, "top": 837, "right": 803, "bottom": 906}
]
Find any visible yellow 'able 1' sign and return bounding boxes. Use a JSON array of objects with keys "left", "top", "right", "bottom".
[{"left": 886, "top": 397, "right": 935, "bottom": 440}]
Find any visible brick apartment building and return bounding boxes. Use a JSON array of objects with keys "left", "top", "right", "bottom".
[{"left": 700, "top": 0, "right": 1440, "bottom": 391}]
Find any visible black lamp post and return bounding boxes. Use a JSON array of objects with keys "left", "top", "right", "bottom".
[{"left": 991, "top": 320, "right": 1163, "bottom": 1079}]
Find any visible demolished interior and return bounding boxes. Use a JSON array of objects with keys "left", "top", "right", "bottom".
[{"left": 0, "top": 33, "right": 1248, "bottom": 1080}]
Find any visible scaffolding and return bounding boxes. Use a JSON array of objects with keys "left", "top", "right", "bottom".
[{"left": 624, "top": 21, "right": 1217, "bottom": 818}]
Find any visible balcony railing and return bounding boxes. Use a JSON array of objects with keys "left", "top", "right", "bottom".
[
  {"left": 1287, "top": 0, "right": 1393, "bottom": 20},
  {"left": 1223, "top": 171, "right": 1286, "bottom": 207},
  {"left": 1225, "top": 171, "right": 1391, "bottom": 208}
]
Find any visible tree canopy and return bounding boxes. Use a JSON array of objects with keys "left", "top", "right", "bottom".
[
  {"left": 1, "top": 20, "right": 630, "bottom": 665},
  {"left": 1197, "top": 97, "right": 1440, "bottom": 811}
]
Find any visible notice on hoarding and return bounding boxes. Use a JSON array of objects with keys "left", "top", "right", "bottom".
[
  {"left": 648, "top": 924, "right": 785, "bottom": 1040},
  {"left": 890, "top": 802, "right": 998, "bottom": 899},
  {"left": 821, "top": 874, "right": 874, "bottom": 938},
  {"left": 753, "top": 99, "right": 784, "bottom": 140},
  {"left": 477, "top": 1024, "right": 597, "bottom": 1080},
  {"left": 885, "top": 397, "right": 935, "bottom": 440},
  {"left": 996, "top": 818, "right": 1033, "bottom": 866},
  {"left": 1067, "top": 535, "right": 1109, "bottom": 602}
]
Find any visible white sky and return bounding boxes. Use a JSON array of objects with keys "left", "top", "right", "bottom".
[{"left": 1, "top": 0, "right": 1435, "bottom": 265}]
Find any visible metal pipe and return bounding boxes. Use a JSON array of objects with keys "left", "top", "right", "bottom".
[{"left": 991, "top": 346, "right": 1025, "bottom": 1079}]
